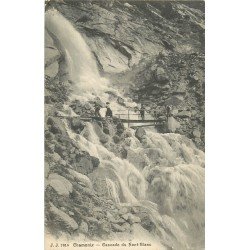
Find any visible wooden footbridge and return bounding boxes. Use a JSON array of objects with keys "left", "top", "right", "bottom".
[{"left": 57, "top": 109, "right": 166, "bottom": 129}]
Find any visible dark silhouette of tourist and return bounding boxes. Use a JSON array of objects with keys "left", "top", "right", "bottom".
[
  {"left": 166, "top": 106, "right": 172, "bottom": 118},
  {"left": 105, "top": 102, "right": 113, "bottom": 118},
  {"left": 94, "top": 103, "right": 101, "bottom": 117},
  {"left": 140, "top": 104, "right": 145, "bottom": 120}
]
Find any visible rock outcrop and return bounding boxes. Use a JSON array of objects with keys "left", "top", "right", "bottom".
[{"left": 45, "top": 1, "right": 205, "bottom": 248}]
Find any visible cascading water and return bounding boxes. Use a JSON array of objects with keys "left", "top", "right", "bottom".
[
  {"left": 45, "top": 9, "right": 108, "bottom": 92},
  {"left": 46, "top": 8, "right": 205, "bottom": 249}
]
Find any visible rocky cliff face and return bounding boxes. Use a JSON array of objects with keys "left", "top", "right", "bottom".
[
  {"left": 50, "top": 0, "right": 204, "bottom": 73},
  {"left": 46, "top": 0, "right": 205, "bottom": 149},
  {"left": 45, "top": 1, "right": 205, "bottom": 249}
]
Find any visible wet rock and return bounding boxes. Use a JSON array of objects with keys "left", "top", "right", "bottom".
[
  {"left": 122, "top": 130, "right": 132, "bottom": 138},
  {"left": 91, "top": 156, "right": 100, "bottom": 168},
  {"left": 48, "top": 173, "right": 73, "bottom": 197},
  {"left": 177, "top": 111, "right": 192, "bottom": 118},
  {"left": 139, "top": 214, "right": 156, "bottom": 232},
  {"left": 45, "top": 130, "right": 54, "bottom": 141},
  {"left": 47, "top": 117, "right": 67, "bottom": 135},
  {"left": 116, "top": 122, "right": 125, "bottom": 135},
  {"left": 54, "top": 144, "right": 66, "bottom": 157},
  {"left": 180, "top": 146, "right": 193, "bottom": 163},
  {"left": 113, "top": 135, "right": 121, "bottom": 144},
  {"left": 120, "top": 148, "right": 128, "bottom": 159},
  {"left": 119, "top": 207, "right": 129, "bottom": 215},
  {"left": 70, "top": 118, "right": 85, "bottom": 134},
  {"left": 49, "top": 203, "right": 78, "bottom": 231},
  {"left": 99, "top": 220, "right": 111, "bottom": 234},
  {"left": 121, "top": 213, "right": 141, "bottom": 224},
  {"left": 68, "top": 169, "right": 92, "bottom": 188},
  {"left": 84, "top": 102, "right": 93, "bottom": 110},
  {"left": 121, "top": 222, "right": 131, "bottom": 231},
  {"left": 92, "top": 97, "right": 105, "bottom": 108},
  {"left": 51, "top": 152, "right": 61, "bottom": 162},
  {"left": 99, "top": 134, "right": 109, "bottom": 144},
  {"left": 131, "top": 206, "right": 140, "bottom": 214},
  {"left": 155, "top": 67, "right": 169, "bottom": 82},
  {"left": 79, "top": 221, "right": 89, "bottom": 234},
  {"left": 144, "top": 148, "right": 163, "bottom": 164},
  {"left": 129, "top": 214, "right": 141, "bottom": 224},
  {"left": 45, "top": 162, "right": 50, "bottom": 178},
  {"left": 73, "top": 154, "right": 94, "bottom": 175},
  {"left": 135, "top": 127, "right": 146, "bottom": 141},
  {"left": 85, "top": 216, "right": 100, "bottom": 224},
  {"left": 68, "top": 211, "right": 74, "bottom": 216},
  {"left": 117, "top": 97, "right": 125, "bottom": 106},
  {"left": 103, "top": 127, "right": 110, "bottom": 135},
  {"left": 111, "top": 223, "right": 125, "bottom": 232},
  {"left": 193, "top": 129, "right": 201, "bottom": 138},
  {"left": 121, "top": 213, "right": 129, "bottom": 221},
  {"left": 45, "top": 143, "right": 54, "bottom": 154}
]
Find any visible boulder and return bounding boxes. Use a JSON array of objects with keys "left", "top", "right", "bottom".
[
  {"left": 47, "top": 117, "right": 67, "bottom": 135},
  {"left": 51, "top": 152, "right": 61, "bottom": 162},
  {"left": 121, "top": 213, "right": 141, "bottom": 224},
  {"left": 164, "top": 96, "right": 184, "bottom": 106},
  {"left": 193, "top": 129, "right": 201, "bottom": 138},
  {"left": 99, "top": 220, "right": 111, "bottom": 233},
  {"left": 144, "top": 148, "right": 163, "bottom": 164},
  {"left": 117, "top": 97, "right": 125, "bottom": 106},
  {"left": 48, "top": 173, "right": 73, "bottom": 197},
  {"left": 83, "top": 102, "right": 93, "bottom": 110},
  {"left": 111, "top": 223, "right": 125, "bottom": 232},
  {"left": 155, "top": 67, "right": 169, "bottom": 82},
  {"left": 70, "top": 118, "right": 85, "bottom": 134},
  {"left": 45, "top": 162, "right": 50, "bottom": 178},
  {"left": 99, "top": 134, "right": 109, "bottom": 144},
  {"left": 119, "top": 207, "right": 129, "bottom": 215},
  {"left": 74, "top": 155, "right": 94, "bottom": 175},
  {"left": 135, "top": 127, "right": 146, "bottom": 141},
  {"left": 177, "top": 111, "right": 192, "bottom": 118},
  {"left": 79, "top": 221, "right": 89, "bottom": 234},
  {"left": 116, "top": 122, "right": 125, "bottom": 135},
  {"left": 49, "top": 203, "right": 78, "bottom": 231},
  {"left": 68, "top": 169, "right": 92, "bottom": 188},
  {"left": 85, "top": 216, "right": 100, "bottom": 224},
  {"left": 45, "top": 142, "right": 54, "bottom": 154},
  {"left": 128, "top": 214, "right": 141, "bottom": 224},
  {"left": 113, "top": 135, "right": 121, "bottom": 144},
  {"left": 91, "top": 156, "right": 100, "bottom": 168},
  {"left": 121, "top": 213, "right": 129, "bottom": 221},
  {"left": 92, "top": 97, "right": 105, "bottom": 107}
]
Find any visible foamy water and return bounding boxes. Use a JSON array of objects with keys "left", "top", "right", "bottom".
[{"left": 45, "top": 9, "right": 205, "bottom": 249}]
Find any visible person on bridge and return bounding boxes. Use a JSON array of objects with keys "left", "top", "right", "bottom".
[
  {"left": 94, "top": 103, "right": 101, "bottom": 117},
  {"left": 140, "top": 104, "right": 145, "bottom": 120},
  {"left": 166, "top": 105, "right": 172, "bottom": 118},
  {"left": 105, "top": 102, "right": 113, "bottom": 118},
  {"left": 165, "top": 105, "right": 180, "bottom": 133}
]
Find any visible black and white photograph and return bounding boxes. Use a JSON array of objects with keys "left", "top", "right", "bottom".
[{"left": 44, "top": 0, "right": 205, "bottom": 249}]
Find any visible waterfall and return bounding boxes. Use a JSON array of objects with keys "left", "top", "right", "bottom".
[
  {"left": 45, "top": 9, "right": 108, "bottom": 92},
  {"left": 46, "top": 8, "right": 205, "bottom": 249}
]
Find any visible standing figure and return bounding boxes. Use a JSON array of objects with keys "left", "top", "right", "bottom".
[
  {"left": 140, "top": 104, "right": 145, "bottom": 120},
  {"left": 165, "top": 105, "right": 180, "bottom": 133},
  {"left": 166, "top": 105, "right": 172, "bottom": 119},
  {"left": 105, "top": 102, "right": 113, "bottom": 118},
  {"left": 94, "top": 103, "right": 101, "bottom": 117}
]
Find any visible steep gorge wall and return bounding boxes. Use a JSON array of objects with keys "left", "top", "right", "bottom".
[
  {"left": 44, "top": 1, "right": 205, "bottom": 249},
  {"left": 45, "top": 0, "right": 205, "bottom": 149}
]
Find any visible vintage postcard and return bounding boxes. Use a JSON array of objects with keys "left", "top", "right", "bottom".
[{"left": 45, "top": 0, "right": 205, "bottom": 249}]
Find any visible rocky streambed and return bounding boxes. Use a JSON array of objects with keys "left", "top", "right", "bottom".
[{"left": 45, "top": 1, "right": 205, "bottom": 249}]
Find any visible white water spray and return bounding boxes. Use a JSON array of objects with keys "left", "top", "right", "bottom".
[
  {"left": 46, "top": 8, "right": 205, "bottom": 249},
  {"left": 45, "top": 9, "right": 108, "bottom": 92}
]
